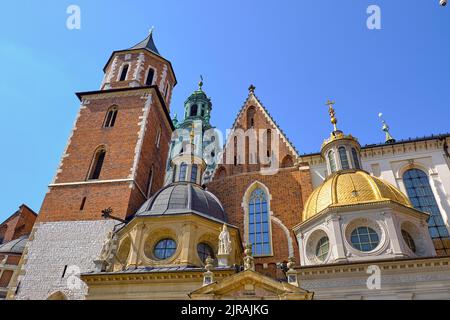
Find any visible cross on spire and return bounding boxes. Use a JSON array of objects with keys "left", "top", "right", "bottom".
[
  {"left": 149, "top": 26, "right": 155, "bottom": 35},
  {"left": 326, "top": 100, "right": 338, "bottom": 132},
  {"left": 249, "top": 84, "right": 256, "bottom": 94}
]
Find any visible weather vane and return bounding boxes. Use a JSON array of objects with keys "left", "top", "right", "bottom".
[
  {"left": 199, "top": 75, "right": 204, "bottom": 91},
  {"left": 378, "top": 112, "right": 396, "bottom": 144}
]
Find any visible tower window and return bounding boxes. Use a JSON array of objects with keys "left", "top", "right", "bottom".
[
  {"left": 190, "top": 104, "right": 198, "bottom": 117},
  {"left": 179, "top": 163, "right": 188, "bottom": 182},
  {"left": 247, "top": 107, "right": 256, "bottom": 129},
  {"left": 339, "top": 147, "right": 350, "bottom": 170},
  {"left": 146, "top": 68, "right": 155, "bottom": 86},
  {"left": 248, "top": 188, "right": 272, "bottom": 256},
  {"left": 88, "top": 148, "right": 106, "bottom": 180},
  {"left": 191, "top": 164, "right": 198, "bottom": 183},
  {"left": 403, "top": 168, "right": 450, "bottom": 255},
  {"left": 79, "top": 197, "right": 87, "bottom": 211},
  {"left": 164, "top": 83, "right": 170, "bottom": 99},
  {"left": 352, "top": 148, "right": 361, "bottom": 169},
  {"left": 119, "top": 64, "right": 129, "bottom": 81},
  {"left": 103, "top": 107, "right": 118, "bottom": 128},
  {"left": 146, "top": 166, "right": 154, "bottom": 198},
  {"left": 328, "top": 150, "right": 337, "bottom": 173},
  {"left": 156, "top": 126, "right": 162, "bottom": 148}
]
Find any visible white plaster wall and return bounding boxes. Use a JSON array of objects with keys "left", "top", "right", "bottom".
[{"left": 15, "top": 220, "right": 118, "bottom": 300}]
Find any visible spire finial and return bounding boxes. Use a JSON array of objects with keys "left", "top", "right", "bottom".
[
  {"left": 198, "top": 75, "right": 204, "bottom": 91},
  {"left": 326, "top": 100, "right": 338, "bottom": 132},
  {"left": 379, "top": 113, "right": 396, "bottom": 144},
  {"left": 249, "top": 84, "right": 256, "bottom": 94},
  {"left": 149, "top": 26, "right": 155, "bottom": 36}
]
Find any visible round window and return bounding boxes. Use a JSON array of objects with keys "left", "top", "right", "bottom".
[
  {"left": 401, "top": 230, "right": 416, "bottom": 253},
  {"left": 197, "top": 243, "right": 215, "bottom": 263},
  {"left": 315, "top": 237, "right": 330, "bottom": 262},
  {"left": 350, "top": 227, "right": 380, "bottom": 252},
  {"left": 153, "top": 238, "right": 177, "bottom": 260}
]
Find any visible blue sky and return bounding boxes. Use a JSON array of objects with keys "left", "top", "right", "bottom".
[{"left": 1, "top": 0, "right": 449, "bottom": 221}]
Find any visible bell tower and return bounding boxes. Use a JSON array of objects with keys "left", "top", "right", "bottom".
[{"left": 38, "top": 31, "right": 177, "bottom": 222}]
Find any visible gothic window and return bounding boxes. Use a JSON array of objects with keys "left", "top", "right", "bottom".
[
  {"left": 339, "top": 147, "right": 350, "bottom": 170},
  {"left": 403, "top": 168, "right": 450, "bottom": 255},
  {"left": 248, "top": 188, "right": 272, "bottom": 256},
  {"left": 119, "top": 64, "right": 129, "bottom": 81},
  {"left": 247, "top": 107, "right": 256, "bottom": 129},
  {"left": 145, "top": 68, "right": 155, "bottom": 86},
  {"left": 88, "top": 147, "right": 106, "bottom": 180},
  {"left": 156, "top": 126, "right": 162, "bottom": 148},
  {"left": 352, "top": 148, "right": 361, "bottom": 169},
  {"left": 146, "top": 166, "right": 154, "bottom": 198},
  {"left": 328, "top": 150, "right": 337, "bottom": 173},
  {"left": 179, "top": 163, "right": 188, "bottom": 181},
  {"left": 103, "top": 107, "right": 118, "bottom": 128},
  {"left": 266, "top": 129, "right": 272, "bottom": 158},
  {"left": 190, "top": 104, "right": 198, "bottom": 117},
  {"left": 190, "top": 164, "right": 198, "bottom": 183}
]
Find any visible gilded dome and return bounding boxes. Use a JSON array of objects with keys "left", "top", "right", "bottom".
[{"left": 303, "top": 170, "right": 412, "bottom": 221}]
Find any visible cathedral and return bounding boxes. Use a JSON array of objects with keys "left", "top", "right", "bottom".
[{"left": 4, "top": 32, "right": 450, "bottom": 300}]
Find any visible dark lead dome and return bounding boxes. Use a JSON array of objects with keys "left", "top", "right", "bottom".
[{"left": 136, "top": 183, "right": 227, "bottom": 223}]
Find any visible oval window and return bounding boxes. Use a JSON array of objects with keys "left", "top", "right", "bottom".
[{"left": 153, "top": 238, "right": 177, "bottom": 260}]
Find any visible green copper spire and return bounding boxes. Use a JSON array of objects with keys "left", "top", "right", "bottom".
[
  {"left": 172, "top": 113, "right": 179, "bottom": 128},
  {"left": 379, "top": 113, "right": 396, "bottom": 144},
  {"left": 182, "top": 76, "right": 213, "bottom": 128}
]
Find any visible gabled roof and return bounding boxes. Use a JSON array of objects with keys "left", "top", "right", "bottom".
[{"left": 230, "top": 91, "right": 300, "bottom": 157}]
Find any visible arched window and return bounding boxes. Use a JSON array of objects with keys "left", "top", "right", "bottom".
[
  {"left": 352, "top": 148, "right": 361, "bottom": 169},
  {"left": 156, "top": 126, "right": 162, "bottom": 148},
  {"left": 88, "top": 148, "right": 106, "bottom": 180},
  {"left": 146, "top": 166, "right": 154, "bottom": 198},
  {"left": 281, "top": 155, "right": 294, "bottom": 168},
  {"left": 119, "top": 64, "right": 129, "bottom": 81},
  {"left": 145, "top": 68, "right": 155, "bottom": 86},
  {"left": 266, "top": 129, "right": 272, "bottom": 158},
  {"left": 403, "top": 168, "right": 450, "bottom": 254},
  {"left": 179, "top": 163, "right": 188, "bottom": 181},
  {"left": 103, "top": 107, "right": 118, "bottom": 128},
  {"left": 190, "top": 104, "right": 198, "bottom": 117},
  {"left": 339, "top": 147, "right": 350, "bottom": 170},
  {"left": 328, "top": 150, "right": 337, "bottom": 173},
  {"left": 190, "top": 164, "right": 198, "bottom": 183},
  {"left": 247, "top": 107, "right": 256, "bottom": 129},
  {"left": 248, "top": 188, "right": 271, "bottom": 256}
]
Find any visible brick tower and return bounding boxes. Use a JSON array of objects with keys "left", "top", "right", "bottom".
[
  {"left": 39, "top": 30, "right": 176, "bottom": 222},
  {"left": 10, "top": 32, "right": 177, "bottom": 300}
]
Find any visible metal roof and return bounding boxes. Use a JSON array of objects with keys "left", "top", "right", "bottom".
[
  {"left": 0, "top": 235, "right": 28, "bottom": 254},
  {"left": 136, "top": 182, "right": 227, "bottom": 223},
  {"left": 128, "top": 32, "right": 160, "bottom": 55}
]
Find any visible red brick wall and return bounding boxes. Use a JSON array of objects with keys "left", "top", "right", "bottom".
[
  {"left": 0, "top": 205, "right": 37, "bottom": 243},
  {"left": 105, "top": 51, "right": 176, "bottom": 109},
  {"left": 38, "top": 88, "right": 173, "bottom": 223},
  {"left": 207, "top": 167, "right": 314, "bottom": 276}
]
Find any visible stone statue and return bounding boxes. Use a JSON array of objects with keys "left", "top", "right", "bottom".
[
  {"left": 99, "top": 231, "right": 114, "bottom": 261},
  {"left": 218, "top": 224, "right": 232, "bottom": 255},
  {"left": 243, "top": 244, "right": 255, "bottom": 271}
]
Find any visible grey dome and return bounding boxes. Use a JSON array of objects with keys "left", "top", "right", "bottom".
[
  {"left": 136, "top": 182, "right": 227, "bottom": 223},
  {"left": 0, "top": 235, "right": 28, "bottom": 254}
]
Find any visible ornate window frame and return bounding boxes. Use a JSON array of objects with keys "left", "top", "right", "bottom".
[{"left": 241, "top": 181, "right": 274, "bottom": 257}]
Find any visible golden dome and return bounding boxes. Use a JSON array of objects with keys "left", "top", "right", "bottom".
[{"left": 303, "top": 170, "right": 412, "bottom": 221}]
